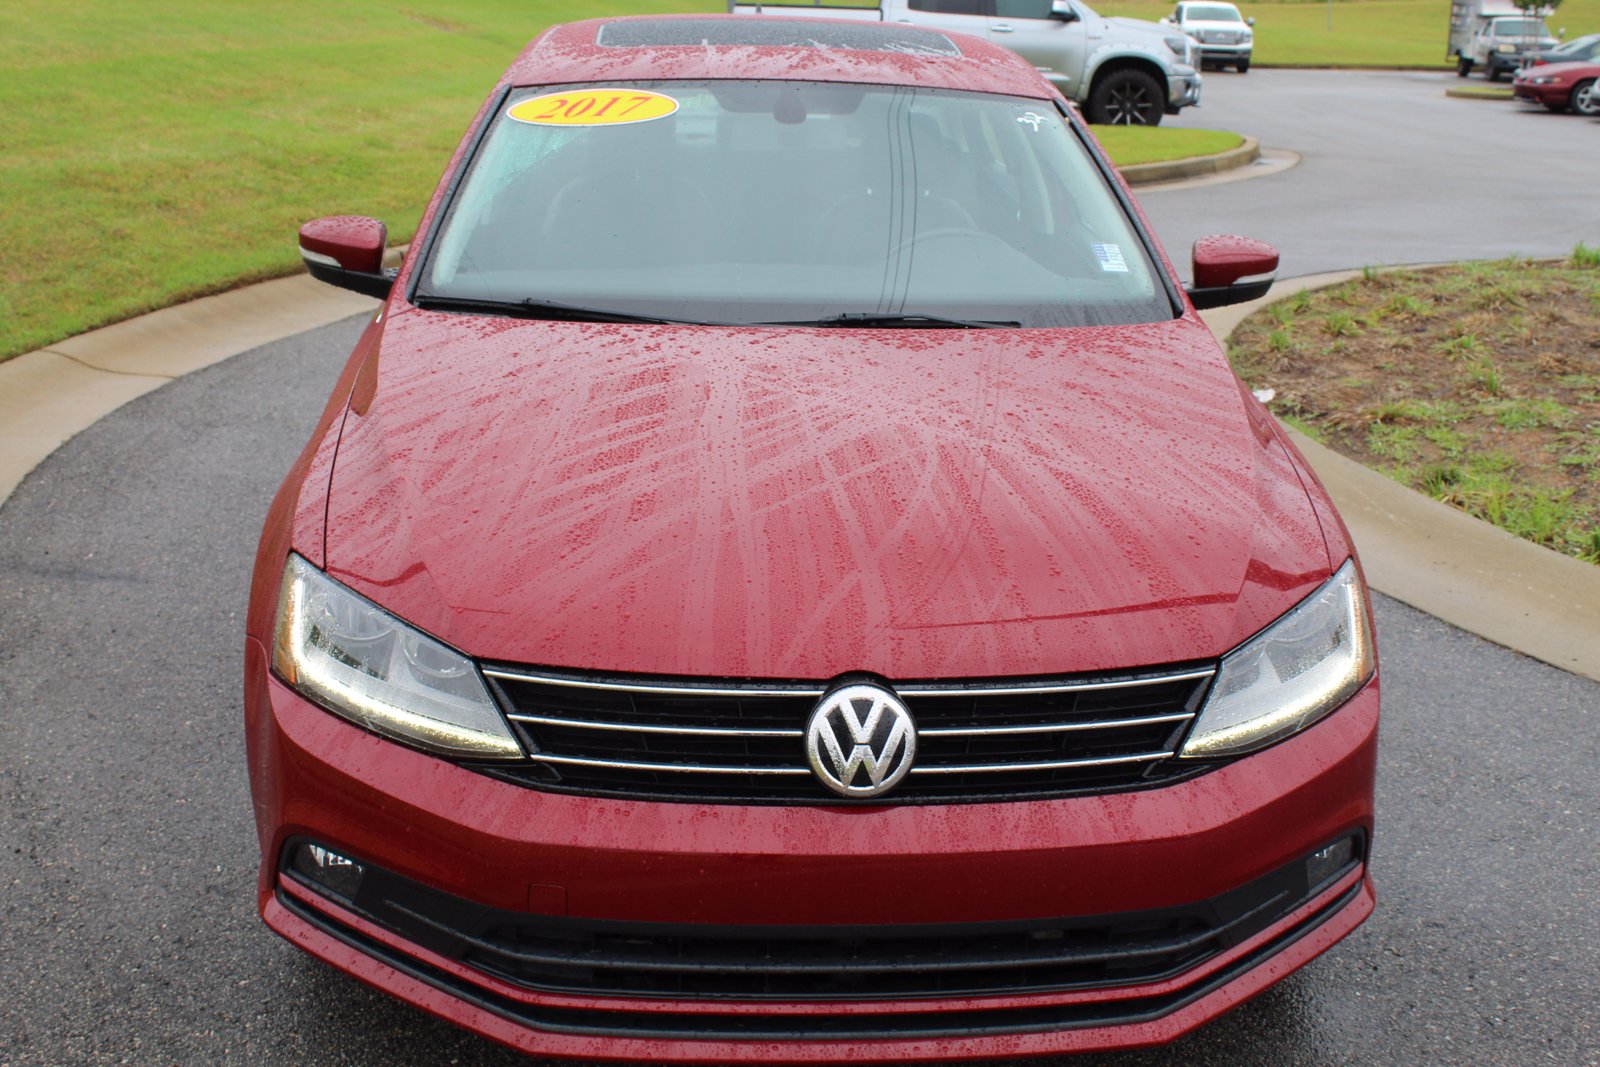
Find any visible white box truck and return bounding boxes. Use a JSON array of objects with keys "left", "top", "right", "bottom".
[
  {"left": 729, "top": 0, "right": 1202, "bottom": 125},
  {"left": 1449, "top": 0, "right": 1558, "bottom": 80}
]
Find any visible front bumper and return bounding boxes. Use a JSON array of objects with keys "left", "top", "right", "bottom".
[
  {"left": 1196, "top": 43, "right": 1251, "bottom": 61},
  {"left": 1486, "top": 50, "right": 1535, "bottom": 74},
  {"left": 1167, "top": 66, "right": 1203, "bottom": 112},
  {"left": 245, "top": 638, "right": 1378, "bottom": 1061},
  {"left": 1512, "top": 80, "right": 1568, "bottom": 106}
]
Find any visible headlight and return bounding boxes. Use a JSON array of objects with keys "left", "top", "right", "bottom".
[
  {"left": 1165, "top": 34, "right": 1189, "bottom": 56},
  {"left": 1180, "top": 559, "right": 1374, "bottom": 759},
  {"left": 272, "top": 553, "right": 523, "bottom": 760},
  {"left": 1530, "top": 75, "right": 1557, "bottom": 84},
  {"left": 1240, "top": 30, "right": 1252, "bottom": 41}
]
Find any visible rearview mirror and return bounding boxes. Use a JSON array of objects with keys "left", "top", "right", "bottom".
[
  {"left": 1186, "top": 235, "right": 1278, "bottom": 310},
  {"left": 298, "top": 216, "right": 396, "bottom": 299}
]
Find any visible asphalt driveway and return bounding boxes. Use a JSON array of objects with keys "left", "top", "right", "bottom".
[
  {"left": 2, "top": 69, "right": 1598, "bottom": 1065},
  {"left": 1148, "top": 68, "right": 1600, "bottom": 278}
]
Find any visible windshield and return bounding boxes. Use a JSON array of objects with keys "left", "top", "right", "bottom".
[
  {"left": 418, "top": 81, "right": 1169, "bottom": 328},
  {"left": 1186, "top": 5, "right": 1242, "bottom": 21},
  {"left": 1554, "top": 33, "right": 1600, "bottom": 53},
  {"left": 1491, "top": 18, "right": 1549, "bottom": 36}
]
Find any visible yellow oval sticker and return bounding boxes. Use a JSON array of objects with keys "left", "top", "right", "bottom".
[{"left": 507, "top": 89, "right": 679, "bottom": 127}]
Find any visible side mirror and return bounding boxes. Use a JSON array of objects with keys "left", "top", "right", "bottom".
[
  {"left": 1186, "top": 235, "right": 1278, "bottom": 310},
  {"left": 1247, "top": 16, "right": 1256, "bottom": 25},
  {"left": 298, "top": 216, "right": 397, "bottom": 299},
  {"left": 1050, "top": 0, "right": 1079, "bottom": 22}
]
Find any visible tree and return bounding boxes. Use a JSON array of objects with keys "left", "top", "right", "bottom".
[
  {"left": 1510, "top": 0, "right": 1558, "bottom": 47},
  {"left": 1510, "top": 0, "right": 1559, "bottom": 15}
]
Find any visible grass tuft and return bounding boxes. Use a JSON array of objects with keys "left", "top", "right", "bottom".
[
  {"left": 1436, "top": 333, "right": 1482, "bottom": 360},
  {"left": 1324, "top": 310, "right": 1361, "bottom": 337},
  {"left": 1469, "top": 360, "right": 1504, "bottom": 396}
]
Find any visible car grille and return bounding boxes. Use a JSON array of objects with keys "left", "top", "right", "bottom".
[
  {"left": 281, "top": 842, "right": 1358, "bottom": 1003},
  {"left": 476, "top": 665, "right": 1215, "bottom": 804},
  {"left": 1199, "top": 29, "right": 1240, "bottom": 43}
]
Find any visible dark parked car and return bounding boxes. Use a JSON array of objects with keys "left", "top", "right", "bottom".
[
  {"left": 1513, "top": 58, "right": 1600, "bottom": 114},
  {"left": 1520, "top": 31, "right": 1600, "bottom": 68},
  {"left": 249, "top": 12, "right": 1380, "bottom": 1061}
]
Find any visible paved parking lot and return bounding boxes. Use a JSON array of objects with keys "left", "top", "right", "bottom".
[{"left": 1146, "top": 67, "right": 1599, "bottom": 279}]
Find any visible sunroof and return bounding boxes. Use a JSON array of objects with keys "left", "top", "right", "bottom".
[{"left": 596, "top": 18, "right": 963, "bottom": 57}]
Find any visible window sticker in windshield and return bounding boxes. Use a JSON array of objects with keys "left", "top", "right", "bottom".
[
  {"left": 1093, "top": 243, "right": 1129, "bottom": 273},
  {"left": 507, "top": 89, "right": 679, "bottom": 127}
]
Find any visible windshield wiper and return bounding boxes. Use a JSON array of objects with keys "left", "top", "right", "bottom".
[
  {"left": 766, "top": 312, "right": 1022, "bottom": 329},
  {"left": 413, "top": 295, "right": 723, "bottom": 326}
]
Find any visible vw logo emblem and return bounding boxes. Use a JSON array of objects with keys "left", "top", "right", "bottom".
[{"left": 805, "top": 683, "right": 917, "bottom": 799}]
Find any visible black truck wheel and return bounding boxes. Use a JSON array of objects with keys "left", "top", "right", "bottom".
[{"left": 1086, "top": 69, "right": 1164, "bottom": 126}]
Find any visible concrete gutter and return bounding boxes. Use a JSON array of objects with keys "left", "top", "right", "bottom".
[
  {"left": 1202, "top": 273, "right": 1600, "bottom": 684},
  {"left": 0, "top": 275, "right": 377, "bottom": 504},
  {"left": 3, "top": 264, "right": 1596, "bottom": 685},
  {"left": 1120, "top": 135, "right": 1260, "bottom": 185}
]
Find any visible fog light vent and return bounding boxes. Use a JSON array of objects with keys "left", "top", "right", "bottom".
[
  {"left": 291, "top": 842, "right": 366, "bottom": 902},
  {"left": 1305, "top": 836, "right": 1358, "bottom": 889}
]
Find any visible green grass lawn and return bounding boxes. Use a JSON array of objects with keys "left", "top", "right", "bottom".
[
  {"left": 1094, "top": 127, "right": 1244, "bottom": 165},
  {"left": 0, "top": 0, "right": 726, "bottom": 361},
  {"left": 6, "top": 0, "right": 1588, "bottom": 362}
]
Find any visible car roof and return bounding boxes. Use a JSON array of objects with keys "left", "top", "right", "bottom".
[{"left": 500, "top": 15, "right": 1056, "bottom": 100}]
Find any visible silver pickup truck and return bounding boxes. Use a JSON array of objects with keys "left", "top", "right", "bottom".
[{"left": 729, "top": 0, "right": 1202, "bottom": 124}]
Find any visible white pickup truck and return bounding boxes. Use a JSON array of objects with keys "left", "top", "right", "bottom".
[{"left": 728, "top": 0, "right": 1202, "bottom": 125}]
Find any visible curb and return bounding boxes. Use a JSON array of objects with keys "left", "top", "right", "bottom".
[
  {"left": 1444, "top": 87, "right": 1514, "bottom": 100},
  {"left": 1120, "top": 135, "right": 1260, "bottom": 185},
  {"left": 1201, "top": 272, "right": 1600, "bottom": 685},
  {"left": 0, "top": 275, "right": 378, "bottom": 504}
]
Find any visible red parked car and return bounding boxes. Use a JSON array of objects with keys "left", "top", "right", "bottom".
[
  {"left": 1513, "top": 58, "right": 1600, "bottom": 114},
  {"left": 246, "top": 14, "right": 1379, "bottom": 1062}
]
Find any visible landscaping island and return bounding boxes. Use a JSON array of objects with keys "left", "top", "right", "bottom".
[{"left": 1227, "top": 253, "right": 1600, "bottom": 563}]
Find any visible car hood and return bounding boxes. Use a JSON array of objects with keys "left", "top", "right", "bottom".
[
  {"left": 319, "top": 307, "right": 1332, "bottom": 680},
  {"left": 1523, "top": 59, "right": 1600, "bottom": 77},
  {"left": 1107, "top": 17, "right": 1182, "bottom": 41}
]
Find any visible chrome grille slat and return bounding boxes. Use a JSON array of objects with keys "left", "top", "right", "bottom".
[
  {"left": 920, "top": 712, "right": 1194, "bottom": 737},
  {"left": 483, "top": 664, "right": 1215, "bottom": 803},
  {"left": 910, "top": 752, "right": 1172, "bottom": 774},
  {"left": 529, "top": 754, "right": 812, "bottom": 776},
  {"left": 484, "top": 666, "right": 1215, "bottom": 699},
  {"left": 483, "top": 668, "right": 824, "bottom": 699},
  {"left": 896, "top": 669, "right": 1214, "bottom": 698},
  {"left": 507, "top": 714, "right": 803, "bottom": 739},
  {"left": 508, "top": 711, "right": 1194, "bottom": 739}
]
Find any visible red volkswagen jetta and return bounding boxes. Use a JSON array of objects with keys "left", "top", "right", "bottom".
[{"left": 245, "top": 14, "right": 1378, "bottom": 1061}]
